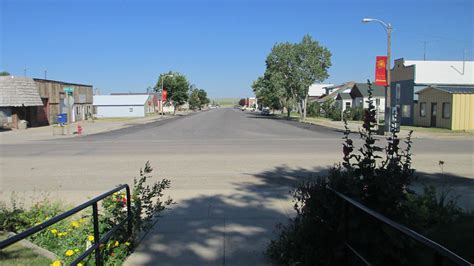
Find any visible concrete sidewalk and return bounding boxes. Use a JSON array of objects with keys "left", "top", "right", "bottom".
[{"left": 0, "top": 112, "right": 193, "bottom": 144}]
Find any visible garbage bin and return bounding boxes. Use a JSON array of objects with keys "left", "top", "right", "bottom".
[
  {"left": 18, "top": 120, "right": 28, "bottom": 130},
  {"left": 57, "top": 113, "right": 67, "bottom": 124}
]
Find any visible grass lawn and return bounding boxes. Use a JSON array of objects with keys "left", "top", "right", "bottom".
[
  {"left": 401, "top": 125, "right": 474, "bottom": 136},
  {"left": 212, "top": 98, "right": 240, "bottom": 107},
  {"left": 0, "top": 232, "right": 52, "bottom": 266}
]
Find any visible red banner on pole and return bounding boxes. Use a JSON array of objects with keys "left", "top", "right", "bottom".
[
  {"left": 375, "top": 56, "right": 388, "bottom": 86},
  {"left": 162, "top": 89, "right": 167, "bottom": 101}
]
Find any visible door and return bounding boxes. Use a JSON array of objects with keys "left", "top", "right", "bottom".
[{"left": 430, "top": 103, "right": 437, "bottom": 127}]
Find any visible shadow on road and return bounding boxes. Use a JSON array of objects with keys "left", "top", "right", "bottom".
[{"left": 127, "top": 165, "right": 328, "bottom": 265}]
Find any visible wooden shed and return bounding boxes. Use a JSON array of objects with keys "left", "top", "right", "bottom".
[{"left": 414, "top": 86, "right": 474, "bottom": 130}]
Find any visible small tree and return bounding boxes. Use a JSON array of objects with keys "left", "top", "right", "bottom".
[
  {"left": 197, "top": 89, "right": 210, "bottom": 109},
  {"left": 188, "top": 89, "right": 201, "bottom": 110},
  {"left": 155, "top": 72, "right": 190, "bottom": 115},
  {"left": 0, "top": 71, "right": 10, "bottom": 76}
]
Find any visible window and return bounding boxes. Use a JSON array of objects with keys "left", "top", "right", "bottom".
[
  {"left": 402, "top": 105, "right": 411, "bottom": 118},
  {"left": 442, "top": 102, "right": 451, "bottom": 119},
  {"left": 129, "top": 108, "right": 133, "bottom": 112},
  {"left": 376, "top": 98, "right": 380, "bottom": 107},
  {"left": 345, "top": 102, "right": 351, "bottom": 109},
  {"left": 420, "top": 102, "right": 426, "bottom": 117},
  {"left": 396, "top": 84, "right": 401, "bottom": 101}
]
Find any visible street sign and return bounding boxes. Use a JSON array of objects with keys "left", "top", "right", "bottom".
[
  {"left": 390, "top": 106, "right": 400, "bottom": 133},
  {"left": 65, "top": 94, "right": 74, "bottom": 106},
  {"left": 64, "top": 87, "right": 74, "bottom": 93}
]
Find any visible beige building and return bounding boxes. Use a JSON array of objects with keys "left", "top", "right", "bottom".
[{"left": 414, "top": 86, "right": 474, "bottom": 130}]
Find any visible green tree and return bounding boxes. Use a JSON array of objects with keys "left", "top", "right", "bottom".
[
  {"left": 0, "top": 71, "right": 10, "bottom": 76},
  {"left": 188, "top": 89, "right": 201, "bottom": 110},
  {"left": 155, "top": 72, "right": 190, "bottom": 115},
  {"left": 263, "top": 35, "right": 331, "bottom": 119},
  {"left": 252, "top": 72, "right": 284, "bottom": 112},
  {"left": 197, "top": 89, "right": 210, "bottom": 109}
]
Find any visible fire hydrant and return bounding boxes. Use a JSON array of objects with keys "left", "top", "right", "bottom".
[{"left": 77, "top": 124, "right": 83, "bottom": 136}]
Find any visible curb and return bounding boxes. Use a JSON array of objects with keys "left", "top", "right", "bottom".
[{"left": 1, "top": 230, "right": 58, "bottom": 260}]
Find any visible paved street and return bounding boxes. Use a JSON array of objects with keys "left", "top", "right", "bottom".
[{"left": 1, "top": 108, "right": 473, "bottom": 265}]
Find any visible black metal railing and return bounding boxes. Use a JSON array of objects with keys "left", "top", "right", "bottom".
[
  {"left": 0, "top": 184, "right": 132, "bottom": 266},
  {"left": 329, "top": 187, "right": 472, "bottom": 266}
]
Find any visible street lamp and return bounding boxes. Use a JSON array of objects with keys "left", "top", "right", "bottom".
[
  {"left": 160, "top": 74, "right": 173, "bottom": 115},
  {"left": 362, "top": 17, "right": 393, "bottom": 132}
]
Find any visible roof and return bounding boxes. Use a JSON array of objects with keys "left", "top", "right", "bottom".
[
  {"left": 0, "top": 76, "right": 43, "bottom": 107},
  {"left": 416, "top": 86, "right": 474, "bottom": 95},
  {"left": 93, "top": 95, "right": 150, "bottom": 106},
  {"left": 308, "top": 83, "right": 334, "bottom": 97},
  {"left": 403, "top": 60, "right": 474, "bottom": 85},
  {"left": 337, "top": 93, "right": 352, "bottom": 100},
  {"left": 353, "top": 83, "right": 385, "bottom": 97},
  {"left": 318, "top": 81, "right": 355, "bottom": 103},
  {"left": 33, "top": 78, "right": 93, "bottom": 88}
]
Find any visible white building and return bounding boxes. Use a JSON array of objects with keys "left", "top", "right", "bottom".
[
  {"left": 93, "top": 95, "right": 154, "bottom": 118},
  {"left": 308, "top": 83, "right": 334, "bottom": 100}
]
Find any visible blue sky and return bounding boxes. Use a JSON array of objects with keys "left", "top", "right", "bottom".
[{"left": 1, "top": 0, "right": 473, "bottom": 98}]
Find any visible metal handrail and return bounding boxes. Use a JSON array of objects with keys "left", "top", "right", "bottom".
[
  {"left": 0, "top": 184, "right": 132, "bottom": 266},
  {"left": 328, "top": 187, "right": 472, "bottom": 266}
]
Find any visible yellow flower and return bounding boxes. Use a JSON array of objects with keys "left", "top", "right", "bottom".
[
  {"left": 70, "top": 221, "right": 80, "bottom": 228},
  {"left": 125, "top": 242, "right": 130, "bottom": 246},
  {"left": 113, "top": 192, "right": 118, "bottom": 196},
  {"left": 79, "top": 218, "right": 86, "bottom": 223},
  {"left": 50, "top": 229, "right": 58, "bottom": 234},
  {"left": 50, "top": 260, "right": 61, "bottom": 266},
  {"left": 65, "top": 249, "right": 74, "bottom": 257},
  {"left": 114, "top": 241, "right": 119, "bottom": 247},
  {"left": 77, "top": 263, "right": 83, "bottom": 266},
  {"left": 74, "top": 248, "right": 79, "bottom": 252},
  {"left": 87, "top": 235, "right": 94, "bottom": 241}
]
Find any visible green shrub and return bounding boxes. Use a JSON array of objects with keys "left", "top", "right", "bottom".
[
  {"left": 267, "top": 80, "right": 472, "bottom": 265},
  {"left": 307, "top": 101, "right": 320, "bottom": 117},
  {"left": 344, "top": 106, "right": 364, "bottom": 121}
]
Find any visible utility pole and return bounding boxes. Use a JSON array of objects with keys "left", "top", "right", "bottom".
[
  {"left": 24, "top": 68, "right": 27, "bottom": 76},
  {"left": 44, "top": 69, "right": 48, "bottom": 79},
  {"left": 362, "top": 18, "right": 393, "bottom": 133},
  {"left": 423, "top": 41, "right": 427, "bottom": 61}
]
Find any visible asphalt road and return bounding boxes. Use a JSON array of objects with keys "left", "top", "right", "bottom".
[{"left": 1, "top": 108, "right": 473, "bottom": 265}]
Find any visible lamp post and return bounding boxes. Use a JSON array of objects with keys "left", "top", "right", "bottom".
[
  {"left": 161, "top": 74, "right": 173, "bottom": 115},
  {"left": 362, "top": 17, "right": 393, "bottom": 132}
]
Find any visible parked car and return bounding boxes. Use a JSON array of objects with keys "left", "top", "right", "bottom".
[{"left": 261, "top": 108, "right": 270, "bottom": 115}]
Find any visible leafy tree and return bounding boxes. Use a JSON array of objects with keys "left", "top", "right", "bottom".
[
  {"left": 257, "top": 35, "right": 331, "bottom": 119},
  {"left": 0, "top": 71, "right": 10, "bottom": 76},
  {"left": 197, "top": 89, "right": 210, "bottom": 109},
  {"left": 188, "top": 89, "right": 201, "bottom": 110},
  {"left": 155, "top": 72, "right": 190, "bottom": 115}
]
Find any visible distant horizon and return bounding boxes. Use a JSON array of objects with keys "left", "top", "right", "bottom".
[{"left": 2, "top": 0, "right": 472, "bottom": 98}]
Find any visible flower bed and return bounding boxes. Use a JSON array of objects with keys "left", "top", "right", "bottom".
[{"left": 0, "top": 162, "right": 172, "bottom": 265}]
